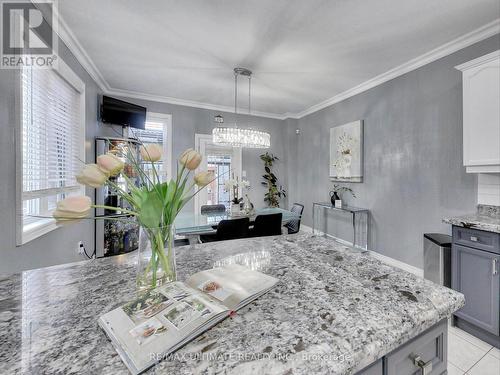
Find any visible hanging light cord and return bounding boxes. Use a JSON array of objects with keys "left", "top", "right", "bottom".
[
  {"left": 234, "top": 70, "right": 238, "bottom": 125},
  {"left": 248, "top": 75, "right": 251, "bottom": 115}
]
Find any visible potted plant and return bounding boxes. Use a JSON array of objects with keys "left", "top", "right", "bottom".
[
  {"left": 224, "top": 175, "right": 249, "bottom": 214},
  {"left": 260, "top": 152, "right": 286, "bottom": 207},
  {"left": 329, "top": 184, "right": 356, "bottom": 208}
]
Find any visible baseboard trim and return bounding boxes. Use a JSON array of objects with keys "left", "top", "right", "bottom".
[
  {"left": 367, "top": 249, "right": 424, "bottom": 278},
  {"left": 300, "top": 225, "right": 424, "bottom": 277}
]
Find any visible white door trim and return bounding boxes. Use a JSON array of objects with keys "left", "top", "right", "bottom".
[{"left": 146, "top": 112, "right": 173, "bottom": 180}]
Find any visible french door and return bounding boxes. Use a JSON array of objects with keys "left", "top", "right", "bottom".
[{"left": 194, "top": 134, "right": 242, "bottom": 214}]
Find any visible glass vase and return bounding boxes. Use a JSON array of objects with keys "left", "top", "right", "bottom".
[{"left": 136, "top": 225, "right": 176, "bottom": 291}]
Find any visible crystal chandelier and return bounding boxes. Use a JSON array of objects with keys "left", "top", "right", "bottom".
[{"left": 212, "top": 68, "right": 270, "bottom": 148}]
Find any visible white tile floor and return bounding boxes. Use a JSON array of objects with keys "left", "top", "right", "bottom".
[{"left": 448, "top": 325, "right": 500, "bottom": 374}]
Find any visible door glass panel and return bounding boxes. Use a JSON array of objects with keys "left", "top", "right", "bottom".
[{"left": 206, "top": 155, "right": 231, "bottom": 210}]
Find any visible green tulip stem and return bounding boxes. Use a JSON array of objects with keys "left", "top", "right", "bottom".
[{"left": 142, "top": 226, "right": 174, "bottom": 289}]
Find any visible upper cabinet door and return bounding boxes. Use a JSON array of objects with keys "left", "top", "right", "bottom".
[{"left": 456, "top": 51, "right": 500, "bottom": 173}]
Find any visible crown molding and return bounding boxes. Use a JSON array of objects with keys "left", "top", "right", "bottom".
[
  {"left": 106, "top": 88, "right": 287, "bottom": 120},
  {"left": 455, "top": 49, "right": 500, "bottom": 71},
  {"left": 291, "top": 19, "right": 500, "bottom": 119},
  {"left": 54, "top": 10, "right": 499, "bottom": 121},
  {"left": 53, "top": 8, "right": 110, "bottom": 92}
]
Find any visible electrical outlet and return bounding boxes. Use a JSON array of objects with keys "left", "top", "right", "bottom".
[{"left": 77, "top": 241, "right": 85, "bottom": 255}]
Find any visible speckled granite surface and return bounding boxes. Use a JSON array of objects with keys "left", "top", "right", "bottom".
[
  {"left": 443, "top": 204, "right": 500, "bottom": 233},
  {"left": 0, "top": 234, "right": 464, "bottom": 375}
]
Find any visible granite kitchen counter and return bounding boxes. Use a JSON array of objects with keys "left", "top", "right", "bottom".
[
  {"left": 0, "top": 234, "right": 464, "bottom": 374},
  {"left": 443, "top": 204, "right": 500, "bottom": 233}
]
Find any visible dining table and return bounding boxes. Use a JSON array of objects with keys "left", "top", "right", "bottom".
[{"left": 174, "top": 207, "right": 301, "bottom": 237}]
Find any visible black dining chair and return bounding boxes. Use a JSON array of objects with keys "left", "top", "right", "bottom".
[
  {"left": 249, "top": 213, "right": 283, "bottom": 237},
  {"left": 174, "top": 238, "right": 190, "bottom": 247},
  {"left": 200, "top": 204, "right": 226, "bottom": 215},
  {"left": 199, "top": 217, "right": 250, "bottom": 243},
  {"left": 201, "top": 204, "right": 227, "bottom": 230},
  {"left": 285, "top": 203, "right": 304, "bottom": 234}
]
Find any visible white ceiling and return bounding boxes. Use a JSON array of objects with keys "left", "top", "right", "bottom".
[{"left": 58, "top": 0, "right": 500, "bottom": 118}]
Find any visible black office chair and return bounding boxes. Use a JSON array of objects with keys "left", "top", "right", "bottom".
[
  {"left": 249, "top": 213, "right": 283, "bottom": 237},
  {"left": 199, "top": 217, "right": 250, "bottom": 243},
  {"left": 200, "top": 204, "right": 226, "bottom": 215},
  {"left": 285, "top": 203, "right": 304, "bottom": 234}
]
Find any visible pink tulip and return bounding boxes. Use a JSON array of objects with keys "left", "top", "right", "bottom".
[
  {"left": 179, "top": 148, "right": 202, "bottom": 170},
  {"left": 140, "top": 144, "right": 162, "bottom": 162},
  {"left": 76, "top": 164, "right": 108, "bottom": 188},
  {"left": 194, "top": 171, "right": 214, "bottom": 187},
  {"left": 97, "top": 153, "right": 124, "bottom": 177},
  {"left": 52, "top": 196, "right": 92, "bottom": 223}
]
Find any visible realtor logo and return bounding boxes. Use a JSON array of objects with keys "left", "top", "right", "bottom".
[{"left": 1, "top": 0, "right": 58, "bottom": 68}]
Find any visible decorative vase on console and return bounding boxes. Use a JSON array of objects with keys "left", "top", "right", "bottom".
[
  {"left": 329, "top": 191, "right": 341, "bottom": 207},
  {"left": 330, "top": 184, "right": 356, "bottom": 209},
  {"left": 50, "top": 145, "right": 215, "bottom": 291}
]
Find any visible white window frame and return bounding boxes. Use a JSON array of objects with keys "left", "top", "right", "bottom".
[
  {"left": 145, "top": 112, "right": 173, "bottom": 180},
  {"left": 15, "top": 59, "right": 86, "bottom": 245}
]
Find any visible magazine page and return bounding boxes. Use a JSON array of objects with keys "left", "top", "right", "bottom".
[
  {"left": 185, "top": 264, "right": 279, "bottom": 311},
  {"left": 99, "top": 282, "right": 227, "bottom": 374}
]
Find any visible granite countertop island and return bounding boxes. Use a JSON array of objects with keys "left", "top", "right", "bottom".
[
  {"left": 0, "top": 234, "right": 464, "bottom": 374},
  {"left": 443, "top": 204, "right": 500, "bottom": 233}
]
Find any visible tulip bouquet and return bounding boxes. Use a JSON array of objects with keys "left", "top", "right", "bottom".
[{"left": 53, "top": 143, "right": 214, "bottom": 290}]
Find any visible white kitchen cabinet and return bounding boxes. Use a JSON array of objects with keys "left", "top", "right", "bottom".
[{"left": 456, "top": 50, "right": 500, "bottom": 173}]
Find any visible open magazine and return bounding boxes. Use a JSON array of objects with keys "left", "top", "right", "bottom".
[{"left": 98, "top": 264, "right": 278, "bottom": 374}]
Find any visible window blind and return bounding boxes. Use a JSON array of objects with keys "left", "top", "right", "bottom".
[
  {"left": 21, "top": 66, "right": 83, "bottom": 219},
  {"left": 130, "top": 121, "right": 164, "bottom": 144}
]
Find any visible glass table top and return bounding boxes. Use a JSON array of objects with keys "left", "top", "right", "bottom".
[
  {"left": 313, "top": 202, "right": 369, "bottom": 213},
  {"left": 175, "top": 207, "right": 301, "bottom": 235}
]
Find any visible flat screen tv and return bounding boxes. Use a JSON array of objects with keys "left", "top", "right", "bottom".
[{"left": 101, "top": 96, "right": 146, "bottom": 129}]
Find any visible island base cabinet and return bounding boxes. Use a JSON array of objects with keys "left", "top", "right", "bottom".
[
  {"left": 385, "top": 319, "right": 447, "bottom": 375},
  {"left": 355, "top": 320, "right": 448, "bottom": 375},
  {"left": 355, "top": 359, "right": 382, "bottom": 375},
  {"left": 452, "top": 244, "right": 500, "bottom": 335}
]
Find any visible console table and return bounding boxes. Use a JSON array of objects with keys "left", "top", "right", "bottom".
[{"left": 312, "top": 202, "right": 369, "bottom": 250}]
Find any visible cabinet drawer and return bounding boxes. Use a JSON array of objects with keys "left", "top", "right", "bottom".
[
  {"left": 453, "top": 226, "right": 500, "bottom": 254},
  {"left": 385, "top": 319, "right": 447, "bottom": 375},
  {"left": 355, "top": 359, "right": 382, "bottom": 375}
]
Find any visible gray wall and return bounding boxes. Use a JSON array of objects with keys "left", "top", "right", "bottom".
[
  {"left": 291, "top": 35, "right": 500, "bottom": 269},
  {"left": 112, "top": 97, "right": 287, "bottom": 213}
]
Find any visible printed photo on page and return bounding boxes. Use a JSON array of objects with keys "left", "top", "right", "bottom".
[
  {"left": 129, "top": 317, "right": 168, "bottom": 345},
  {"left": 161, "top": 283, "right": 190, "bottom": 301},
  {"left": 198, "top": 280, "right": 233, "bottom": 302},
  {"left": 184, "top": 296, "right": 212, "bottom": 317},
  {"left": 122, "top": 289, "right": 174, "bottom": 324},
  {"left": 163, "top": 302, "right": 200, "bottom": 329}
]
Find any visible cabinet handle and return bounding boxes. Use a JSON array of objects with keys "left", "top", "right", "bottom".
[
  {"left": 470, "top": 236, "right": 478, "bottom": 242},
  {"left": 411, "top": 354, "right": 433, "bottom": 375},
  {"left": 493, "top": 259, "right": 498, "bottom": 276}
]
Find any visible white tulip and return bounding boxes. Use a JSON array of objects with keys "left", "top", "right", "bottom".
[
  {"left": 76, "top": 164, "right": 108, "bottom": 188},
  {"left": 97, "top": 153, "right": 124, "bottom": 177}
]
